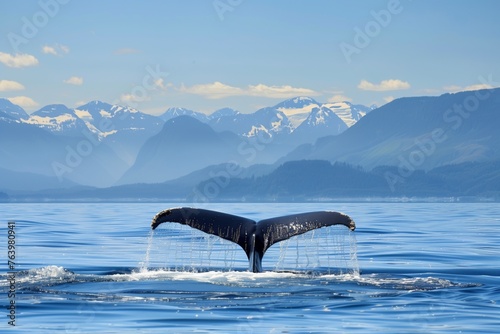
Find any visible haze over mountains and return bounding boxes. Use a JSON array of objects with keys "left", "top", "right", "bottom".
[
  {"left": 281, "top": 89, "right": 500, "bottom": 170},
  {"left": 1, "top": 88, "right": 499, "bottom": 200},
  {"left": 0, "top": 97, "right": 371, "bottom": 188}
]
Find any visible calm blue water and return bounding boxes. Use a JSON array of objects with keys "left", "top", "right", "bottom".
[{"left": 1, "top": 202, "right": 499, "bottom": 333}]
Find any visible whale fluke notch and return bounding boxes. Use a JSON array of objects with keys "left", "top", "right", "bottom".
[{"left": 151, "top": 207, "right": 355, "bottom": 273}]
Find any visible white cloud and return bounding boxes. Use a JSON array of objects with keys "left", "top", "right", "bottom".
[
  {"left": 64, "top": 76, "right": 83, "bottom": 85},
  {"left": 0, "top": 80, "right": 25, "bottom": 91},
  {"left": 154, "top": 78, "right": 168, "bottom": 90},
  {"left": 358, "top": 79, "right": 410, "bottom": 91},
  {"left": 444, "top": 83, "right": 494, "bottom": 93},
  {"left": 0, "top": 52, "right": 39, "bottom": 68},
  {"left": 327, "top": 94, "right": 352, "bottom": 103},
  {"left": 179, "top": 81, "right": 319, "bottom": 99},
  {"left": 42, "top": 46, "right": 57, "bottom": 55},
  {"left": 180, "top": 81, "right": 244, "bottom": 99},
  {"left": 42, "top": 44, "right": 70, "bottom": 56},
  {"left": 120, "top": 93, "right": 151, "bottom": 103},
  {"left": 247, "top": 84, "right": 319, "bottom": 98},
  {"left": 7, "top": 96, "right": 39, "bottom": 108}
]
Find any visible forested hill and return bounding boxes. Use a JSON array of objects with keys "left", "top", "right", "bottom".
[{"left": 195, "top": 160, "right": 500, "bottom": 201}]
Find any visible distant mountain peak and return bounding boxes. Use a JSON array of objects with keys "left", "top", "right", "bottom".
[
  {"left": 273, "top": 97, "right": 321, "bottom": 129},
  {"left": 209, "top": 107, "right": 240, "bottom": 119},
  {"left": 273, "top": 96, "right": 319, "bottom": 109},
  {"left": 165, "top": 106, "right": 193, "bottom": 113},
  {"left": 22, "top": 104, "right": 86, "bottom": 135},
  {"left": 322, "top": 101, "right": 372, "bottom": 127},
  {"left": 32, "top": 104, "right": 75, "bottom": 117},
  {"left": 77, "top": 100, "right": 117, "bottom": 111},
  {"left": 291, "top": 105, "right": 348, "bottom": 142},
  {"left": 254, "top": 106, "right": 281, "bottom": 116},
  {"left": 293, "top": 96, "right": 317, "bottom": 103},
  {"left": 0, "top": 98, "right": 29, "bottom": 120},
  {"left": 160, "top": 107, "right": 209, "bottom": 122},
  {"left": 75, "top": 101, "right": 141, "bottom": 120}
]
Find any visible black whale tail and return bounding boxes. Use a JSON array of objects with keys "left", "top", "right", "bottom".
[{"left": 151, "top": 207, "right": 356, "bottom": 273}]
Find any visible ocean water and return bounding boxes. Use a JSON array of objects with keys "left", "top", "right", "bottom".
[{"left": 1, "top": 202, "right": 499, "bottom": 333}]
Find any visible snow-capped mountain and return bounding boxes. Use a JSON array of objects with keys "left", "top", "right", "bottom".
[
  {"left": 209, "top": 107, "right": 240, "bottom": 119},
  {"left": 1, "top": 108, "right": 129, "bottom": 188},
  {"left": 0, "top": 98, "right": 29, "bottom": 120},
  {"left": 281, "top": 88, "right": 500, "bottom": 171},
  {"left": 74, "top": 100, "right": 127, "bottom": 134},
  {"left": 75, "top": 101, "right": 163, "bottom": 139},
  {"left": 74, "top": 101, "right": 164, "bottom": 164},
  {"left": 191, "top": 97, "right": 373, "bottom": 139},
  {"left": 23, "top": 104, "right": 90, "bottom": 136},
  {"left": 274, "top": 97, "right": 321, "bottom": 129},
  {"left": 322, "top": 101, "right": 373, "bottom": 127},
  {"left": 275, "top": 97, "right": 374, "bottom": 129},
  {"left": 209, "top": 107, "right": 292, "bottom": 138},
  {"left": 291, "top": 106, "right": 348, "bottom": 143},
  {"left": 297, "top": 106, "right": 348, "bottom": 130},
  {"left": 160, "top": 107, "right": 209, "bottom": 123},
  {"left": 20, "top": 101, "right": 164, "bottom": 145},
  {"left": 157, "top": 97, "right": 369, "bottom": 143},
  {"left": 10, "top": 97, "right": 369, "bottom": 144},
  {"left": 0, "top": 96, "right": 372, "bottom": 188}
]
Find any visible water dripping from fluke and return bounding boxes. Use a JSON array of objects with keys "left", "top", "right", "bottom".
[
  {"left": 147, "top": 207, "right": 358, "bottom": 274},
  {"left": 138, "top": 229, "right": 155, "bottom": 273}
]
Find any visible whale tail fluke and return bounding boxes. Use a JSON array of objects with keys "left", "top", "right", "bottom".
[{"left": 151, "top": 207, "right": 355, "bottom": 273}]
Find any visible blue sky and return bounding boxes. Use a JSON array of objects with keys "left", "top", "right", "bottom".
[{"left": 1, "top": 0, "right": 499, "bottom": 115}]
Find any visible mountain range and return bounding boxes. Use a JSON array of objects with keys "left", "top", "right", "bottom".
[
  {"left": 0, "top": 96, "right": 372, "bottom": 190},
  {"left": 1, "top": 87, "right": 500, "bottom": 200},
  {"left": 280, "top": 89, "right": 500, "bottom": 170}
]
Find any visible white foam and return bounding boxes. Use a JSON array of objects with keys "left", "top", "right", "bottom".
[
  {"left": 320, "top": 273, "right": 459, "bottom": 291},
  {"left": 10, "top": 265, "right": 76, "bottom": 285},
  {"left": 2, "top": 265, "right": 465, "bottom": 293},
  {"left": 112, "top": 268, "right": 299, "bottom": 284}
]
